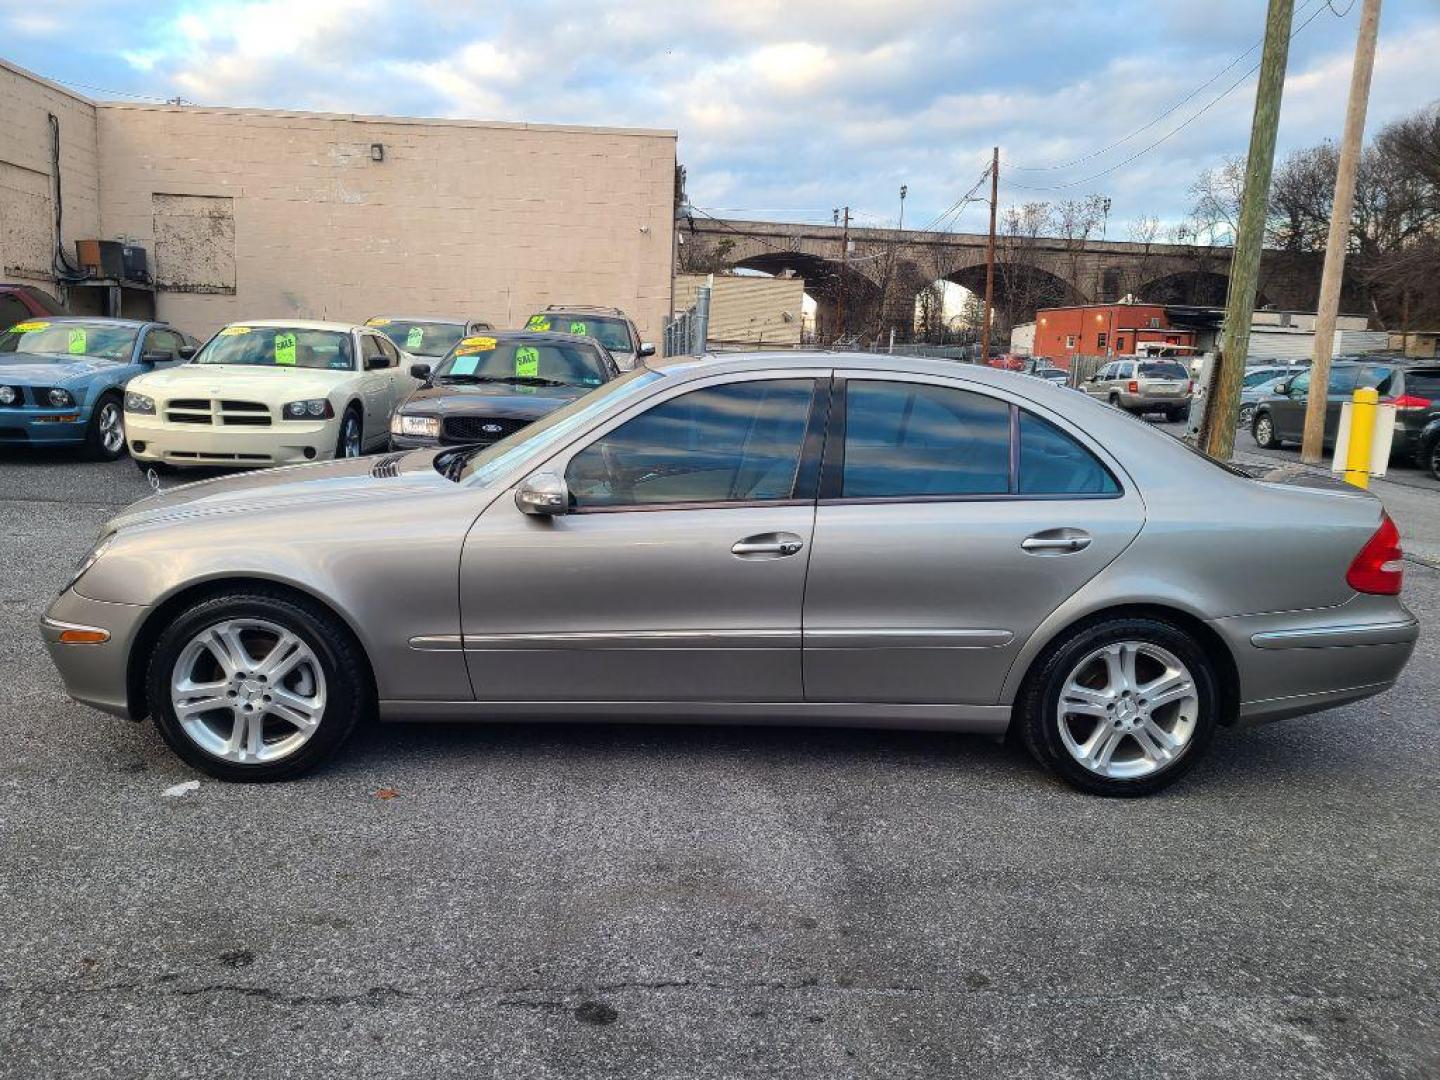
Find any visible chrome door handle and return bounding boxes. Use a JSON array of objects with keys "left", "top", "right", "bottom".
[
  {"left": 1022, "top": 533, "right": 1092, "bottom": 554},
  {"left": 732, "top": 532, "right": 805, "bottom": 558}
]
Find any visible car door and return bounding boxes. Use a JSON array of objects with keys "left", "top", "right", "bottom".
[
  {"left": 1086, "top": 363, "right": 1113, "bottom": 399},
  {"left": 1271, "top": 368, "right": 1310, "bottom": 440},
  {"left": 1324, "top": 365, "right": 1360, "bottom": 441},
  {"left": 356, "top": 332, "right": 393, "bottom": 446},
  {"left": 457, "top": 372, "right": 827, "bottom": 703},
  {"left": 801, "top": 373, "right": 1144, "bottom": 705},
  {"left": 374, "top": 333, "right": 416, "bottom": 412}
]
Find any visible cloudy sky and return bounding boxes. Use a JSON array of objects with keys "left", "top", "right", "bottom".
[{"left": 3, "top": 0, "right": 1437, "bottom": 235}]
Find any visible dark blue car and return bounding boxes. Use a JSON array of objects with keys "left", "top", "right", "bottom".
[{"left": 0, "top": 317, "right": 196, "bottom": 460}]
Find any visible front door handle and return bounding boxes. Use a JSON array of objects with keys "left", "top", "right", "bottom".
[
  {"left": 1022, "top": 530, "right": 1092, "bottom": 555},
  {"left": 732, "top": 532, "right": 805, "bottom": 558}
]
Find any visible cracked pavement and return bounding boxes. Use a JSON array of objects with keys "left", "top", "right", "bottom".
[{"left": 1, "top": 447, "right": 1437, "bottom": 1079}]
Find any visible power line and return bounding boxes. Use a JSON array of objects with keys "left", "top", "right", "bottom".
[{"left": 999, "top": 0, "right": 1331, "bottom": 194}]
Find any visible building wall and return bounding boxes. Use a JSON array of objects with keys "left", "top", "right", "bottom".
[
  {"left": 0, "top": 60, "right": 99, "bottom": 295},
  {"left": 1032, "top": 304, "right": 1192, "bottom": 362},
  {"left": 96, "top": 104, "right": 677, "bottom": 341},
  {"left": 675, "top": 273, "right": 805, "bottom": 346}
]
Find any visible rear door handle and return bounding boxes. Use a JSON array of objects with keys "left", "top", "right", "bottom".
[
  {"left": 1022, "top": 530, "right": 1092, "bottom": 555},
  {"left": 732, "top": 532, "right": 805, "bottom": 558}
]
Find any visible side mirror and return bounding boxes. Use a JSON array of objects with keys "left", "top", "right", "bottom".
[
  {"left": 1274, "top": 380, "right": 1291, "bottom": 396},
  {"left": 177, "top": 344, "right": 197, "bottom": 360},
  {"left": 410, "top": 362, "right": 431, "bottom": 380},
  {"left": 638, "top": 342, "right": 656, "bottom": 358},
  {"left": 515, "top": 472, "right": 569, "bottom": 516}
]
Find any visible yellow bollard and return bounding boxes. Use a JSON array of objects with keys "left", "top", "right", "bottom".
[{"left": 1344, "top": 386, "right": 1379, "bottom": 489}]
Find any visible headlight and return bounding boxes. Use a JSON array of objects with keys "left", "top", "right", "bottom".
[
  {"left": 282, "top": 398, "right": 334, "bottom": 419},
  {"left": 47, "top": 388, "right": 74, "bottom": 408},
  {"left": 64, "top": 532, "right": 115, "bottom": 594},
  {"left": 0, "top": 386, "right": 15, "bottom": 405},
  {"left": 392, "top": 414, "right": 440, "bottom": 438},
  {"left": 124, "top": 391, "right": 156, "bottom": 414}
]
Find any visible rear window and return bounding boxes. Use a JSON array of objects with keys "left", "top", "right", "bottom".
[
  {"left": 1401, "top": 370, "right": 1440, "bottom": 399},
  {"left": 1138, "top": 363, "right": 1187, "bottom": 379}
]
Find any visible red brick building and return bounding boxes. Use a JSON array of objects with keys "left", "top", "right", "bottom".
[{"left": 1032, "top": 303, "right": 1196, "bottom": 365}]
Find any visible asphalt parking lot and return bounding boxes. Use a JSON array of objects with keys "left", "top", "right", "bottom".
[{"left": 1, "top": 444, "right": 1437, "bottom": 1080}]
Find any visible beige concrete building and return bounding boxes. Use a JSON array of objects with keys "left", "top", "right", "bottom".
[
  {"left": 674, "top": 273, "right": 806, "bottom": 347},
  {"left": 1, "top": 59, "right": 676, "bottom": 340}
]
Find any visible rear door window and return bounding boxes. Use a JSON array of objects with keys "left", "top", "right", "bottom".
[{"left": 1017, "top": 412, "right": 1119, "bottom": 495}]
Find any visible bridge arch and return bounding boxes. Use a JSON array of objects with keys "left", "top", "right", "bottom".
[{"left": 729, "top": 252, "right": 882, "bottom": 342}]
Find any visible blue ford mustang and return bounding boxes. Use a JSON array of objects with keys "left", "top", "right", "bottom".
[{"left": 0, "top": 317, "right": 196, "bottom": 460}]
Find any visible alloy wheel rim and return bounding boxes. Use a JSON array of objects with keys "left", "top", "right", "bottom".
[
  {"left": 1255, "top": 416, "right": 1272, "bottom": 444},
  {"left": 99, "top": 402, "right": 124, "bottom": 453},
  {"left": 170, "top": 618, "right": 326, "bottom": 763},
  {"left": 1056, "top": 640, "right": 1200, "bottom": 780},
  {"left": 343, "top": 416, "right": 360, "bottom": 457}
]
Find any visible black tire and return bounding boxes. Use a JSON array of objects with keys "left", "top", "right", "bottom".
[
  {"left": 1428, "top": 441, "right": 1440, "bottom": 482},
  {"left": 1237, "top": 403, "right": 1256, "bottom": 429},
  {"left": 1107, "top": 393, "right": 1122, "bottom": 410},
  {"left": 84, "top": 393, "right": 127, "bottom": 461},
  {"left": 334, "top": 406, "right": 363, "bottom": 459},
  {"left": 1016, "top": 616, "right": 1219, "bottom": 797},
  {"left": 1252, "top": 410, "right": 1280, "bottom": 449},
  {"left": 145, "top": 589, "right": 371, "bottom": 781}
]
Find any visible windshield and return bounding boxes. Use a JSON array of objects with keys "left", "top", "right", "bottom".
[
  {"left": 0, "top": 320, "right": 138, "bottom": 361},
  {"left": 367, "top": 319, "right": 465, "bottom": 358},
  {"left": 526, "top": 313, "right": 632, "bottom": 353},
  {"left": 454, "top": 368, "right": 664, "bottom": 485},
  {"left": 1138, "top": 362, "right": 1187, "bottom": 379},
  {"left": 195, "top": 326, "right": 354, "bottom": 370},
  {"left": 435, "top": 337, "right": 609, "bottom": 388}
]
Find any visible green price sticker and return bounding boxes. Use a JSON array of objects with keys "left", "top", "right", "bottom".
[
  {"left": 569, "top": 320, "right": 588, "bottom": 336},
  {"left": 67, "top": 328, "right": 87, "bottom": 355},
  {"left": 515, "top": 345, "right": 540, "bottom": 379},
  {"left": 275, "top": 331, "right": 297, "bottom": 366},
  {"left": 405, "top": 326, "right": 424, "bottom": 349},
  {"left": 525, "top": 315, "right": 551, "bottom": 331}
]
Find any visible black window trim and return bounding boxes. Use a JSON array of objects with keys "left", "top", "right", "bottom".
[
  {"left": 565, "top": 374, "right": 829, "bottom": 515},
  {"left": 819, "top": 375, "right": 1124, "bottom": 506}
]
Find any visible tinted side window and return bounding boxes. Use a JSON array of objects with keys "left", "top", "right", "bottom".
[
  {"left": 567, "top": 379, "right": 814, "bottom": 508},
  {"left": 1327, "top": 367, "right": 1359, "bottom": 394},
  {"left": 0, "top": 295, "right": 28, "bottom": 332},
  {"left": 1358, "top": 364, "right": 1395, "bottom": 393},
  {"left": 1018, "top": 411, "right": 1119, "bottom": 495},
  {"left": 145, "top": 329, "right": 183, "bottom": 361},
  {"left": 1291, "top": 371, "right": 1311, "bottom": 394},
  {"left": 842, "top": 381, "right": 1010, "bottom": 498}
]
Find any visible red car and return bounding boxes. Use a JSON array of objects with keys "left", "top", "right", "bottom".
[
  {"left": 0, "top": 284, "right": 66, "bottom": 332},
  {"left": 985, "top": 353, "right": 1027, "bottom": 372}
]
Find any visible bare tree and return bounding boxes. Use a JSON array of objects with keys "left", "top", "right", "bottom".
[{"left": 1188, "top": 156, "right": 1246, "bottom": 246}]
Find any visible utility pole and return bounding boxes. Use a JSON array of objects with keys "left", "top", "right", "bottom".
[
  {"left": 979, "top": 148, "right": 999, "bottom": 364},
  {"left": 837, "top": 205, "right": 851, "bottom": 342},
  {"left": 1200, "top": 0, "right": 1295, "bottom": 460},
  {"left": 1302, "top": 0, "right": 1382, "bottom": 463}
]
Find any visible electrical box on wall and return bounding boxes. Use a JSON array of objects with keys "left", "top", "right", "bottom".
[{"left": 75, "top": 240, "right": 150, "bottom": 284}]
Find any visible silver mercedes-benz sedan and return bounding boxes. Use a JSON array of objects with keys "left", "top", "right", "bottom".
[{"left": 42, "top": 352, "right": 1418, "bottom": 795}]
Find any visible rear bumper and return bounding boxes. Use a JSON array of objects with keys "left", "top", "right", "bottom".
[
  {"left": 1119, "top": 392, "right": 1191, "bottom": 412},
  {"left": 1214, "top": 600, "right": 1419, "bottom": 727}
]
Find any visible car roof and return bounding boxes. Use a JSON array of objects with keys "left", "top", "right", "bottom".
[
  {"left": 540, "top": 308, "right": 629, "bottom": 320},
  {"left": 224, "top": 319, "right": 363, "bottom": 332},
  {"left": 367, "top": 316, "right": 479, "bottom": 325},
  {"left": 14, "top": 316, "right": 155, "bottom": 328},
  {"left": 647, "top": 351, "right": 1090, "bottom": 389}
]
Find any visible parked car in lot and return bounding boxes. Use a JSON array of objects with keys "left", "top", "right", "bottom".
[
  {"left": 1028, "top": 366, "right": 1070, "bottom": 387},
  {"left": 0, "top": 317, "right": 196, "bottom": 460},
  {"left": 525, "top": 305, "right": 652, "bottom": 370},
  {"left": 44, "top": 353, "right": 1416, "bottom": 796},
  {"left": 390, "top": 330, "right": 619, "bottom": 451},
  {"left": 1251, "top": 360, "right": 1440, "bottom": 466},
  {"left": 1237, "top": 365, "right": 1309, "bottom": 428},
  {"left": 124, "top": 320, "right": 419, "bottom": 470},
  {"left": 1084, "top": 358, "right": 1193, "bottom": 419},
  {"left": 364, "top": 316, "right": 493, "bottom": 361},
  {"left": 0, "top": 283, "right": 67, "bottom": 331}
]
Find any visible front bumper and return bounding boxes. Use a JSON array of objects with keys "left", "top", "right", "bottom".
[
  {"left": 0, "top": 404, "right": 92, "bottom": 445},
  {"left": 1215, "top": 597, "right": 1420, "bottom": 727},
  {"left": 389, "top": 432, "right": 505, "bottom": 452},
  {"left": 127, "top": 413, "right": 340, "bottom": 468},
  {"left": 42, "top": 589, "right": 152, "bottom": 720}
]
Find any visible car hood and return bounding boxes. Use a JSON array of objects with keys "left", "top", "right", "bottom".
[
  {"left": 400, "top": 381, "right": 589, "bottom": 419},
  {"left": 108, "top": 452, "right": 448, "bottom": 532},
  {"left": 130, "top": 363, "right": 349, "bottom": 400},
  {"left": 0, "top": 354, "right": 122, "bottom": 384}
]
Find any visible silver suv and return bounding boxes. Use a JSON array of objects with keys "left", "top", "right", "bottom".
[{"left": 1085, "top": 359, "right": 1192, "bottom": 420}]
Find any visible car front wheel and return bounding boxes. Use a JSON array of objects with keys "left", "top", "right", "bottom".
[
  {"left": 335, "top": 407, "right": 363, "bottom": 459},
  {"left": 85, "top": 394, "right": 127, "bottom": 461},
  {"left": 1017, "top": 617, "right": 1219, "bottom": 796},
  {"left": 1252, "top": 412, "right": 1280, "bottom": 449},
  {"left": 145, "top": 589, "right": 370, "bottom": 781}
]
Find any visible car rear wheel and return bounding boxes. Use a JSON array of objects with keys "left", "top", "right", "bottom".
[
  {"left": 1429, "top": 441, "right": 1440, "bottom": 482},
  {"left": 1252, "top": 412, "right": 1280, "bottom": 449},
  {"left": 145, "top": 590, "right": 370, "bottom": 781},
  {"left": 335, "top": 407, "right": 362, "bottom": 459},
  {"left": 1017, "top": 617, "right": 1219, "bottom": 796},
  {"left": 85, "top": 394, "right": 127, "bottom": 461}
]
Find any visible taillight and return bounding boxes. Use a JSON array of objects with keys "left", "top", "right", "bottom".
[
  {"left": 1127, "top": 380, "right": 1139, "bottom": 393},
  {"left": 1346, "top": 512, "right": 1404, "bottom": 595},
  {"left": 1187, "top": 380, "right": 1195, "bottom": 394},
  {"left": 1389, "top": 394, "right": 1432, "bottom": 411}
]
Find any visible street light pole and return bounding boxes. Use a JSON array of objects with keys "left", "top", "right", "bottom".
[{"left": 1302, "top": 0, "right": 1383, "bottom": 464}]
